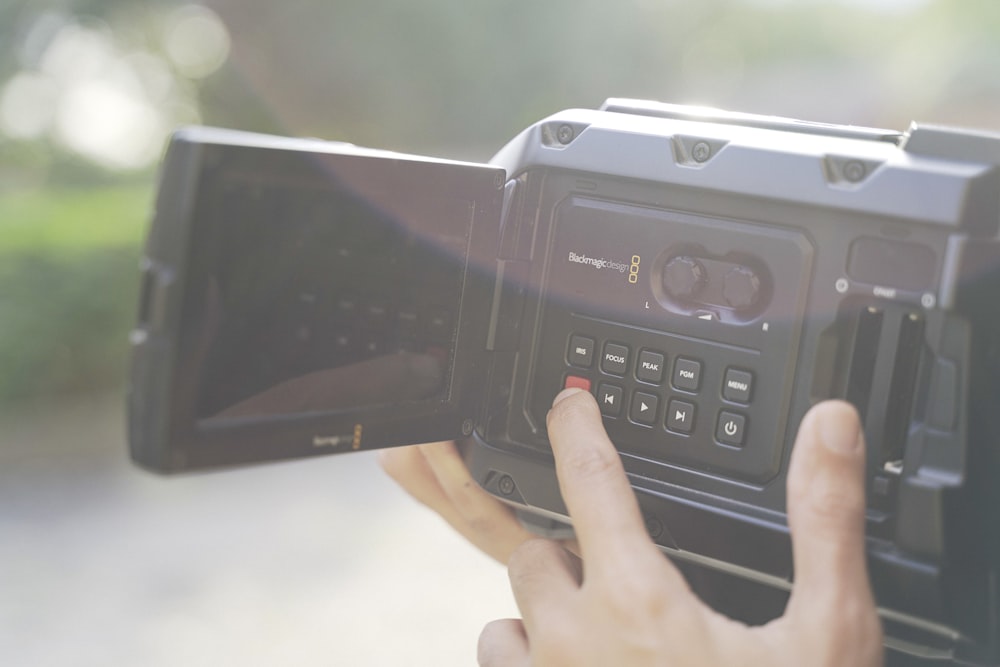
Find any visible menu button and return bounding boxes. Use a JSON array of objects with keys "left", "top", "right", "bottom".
[{"left": 723, "top": 368, "right": 753, "bottom": 403}]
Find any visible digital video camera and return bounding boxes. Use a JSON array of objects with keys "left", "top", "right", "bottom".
[{"left": 128, "top": 99, "right": 1000, "bottom": 664}]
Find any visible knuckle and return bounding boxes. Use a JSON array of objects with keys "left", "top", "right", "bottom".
[
  {"left": 832, "top": 601, "right": 883, "bottom": 656},
  {"left": 376, "top": 447, "right": 412, "bottom": 481},
  {"left": 466, "top": 512, "right": 500, "bottom": 536},
  {"left": 454, "top": 491, "right": 521, "bottom": 538},
  {"left": 790, "top": 470, "right": 865, "bottom": 526},
  {"left": 561, "top": 444, "right": 621, "bottom": 484},
  {"left": 530, "top": 617, "right": 583, "bottom": 667},
  {"left": 818, "top": 616, "right": 883, "bottom": 666},
  {"left": 447, "top": 476, "right": 486, "bottom": 508},
  {"left": 477, "top": 619, "right": 519, "bottom": 666},
  {"left": 596, "top": 567, "right": 670, "bottom": 620},
  {"left": 803, "top": 484, "right": 865, "bottom": 527},
  {"left": 789, "top": 588, "right": 883, "bottom": 665},
  {"left": 534, "top": 638, "right": 578, "bottom": 667},
  {"left": 508, "top": 537, "right": 558, "bottom": 574}
]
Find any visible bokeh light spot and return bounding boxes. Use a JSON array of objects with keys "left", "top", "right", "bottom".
[
  {"left": 54, "top": 80, "right": 166, "bottom": 170},
  {"left": 164, "top": 5, "right": 231, "bottom": 80},
  {"left": 0, "top": 72, "right": 58, "bottom": 139}
]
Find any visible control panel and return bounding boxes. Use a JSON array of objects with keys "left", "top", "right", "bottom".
[{"left": 525, "top": 196, "right": 813, "bottom": 484}]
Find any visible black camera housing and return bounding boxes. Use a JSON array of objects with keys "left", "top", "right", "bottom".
[{"left": 128, "top": 100, "right": 1000, "bottom": 664}]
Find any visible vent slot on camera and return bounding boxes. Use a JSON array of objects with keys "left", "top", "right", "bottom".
[
  {"left": 845, "top": 306, "right": 883, "bottom": 423},
  {"left": 882, "top": 312, "right": 925, "bottom": 473},
  {"left": 839, "top": 302, "right": 928, "bottom": 519}
]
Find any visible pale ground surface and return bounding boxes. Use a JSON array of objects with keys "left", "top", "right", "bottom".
[{"left": 0, "top": 391, "right": 519, "bottom": 666}]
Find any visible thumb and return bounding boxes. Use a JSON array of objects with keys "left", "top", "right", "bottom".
[{"left": 785, "top": 400, "right": 874, "bottom": 612}]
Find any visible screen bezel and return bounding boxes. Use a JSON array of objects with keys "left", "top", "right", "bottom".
[{"left": 129, "top": 129, "right": 505, "bottom": 472}]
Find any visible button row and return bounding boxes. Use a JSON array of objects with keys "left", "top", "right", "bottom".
[
  {"left": 568, "top": 335, "right": 753, "bottom": 403},
  {"left": 586, "top": 379, "right": 748, "bottom": 446}
]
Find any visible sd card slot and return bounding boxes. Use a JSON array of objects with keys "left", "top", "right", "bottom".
[
  {"left": 845, "top": 306, "right": 884, "bottom": 423},
  {"left": 880, "top": 312, "right": 925, "bottom": 473}
]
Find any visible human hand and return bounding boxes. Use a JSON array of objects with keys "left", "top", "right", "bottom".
[
  {"left": 379, "top": 440, "right": 537, "bottom": 565},
  {"left": 478, "top": 389, "right": 883, "bottom": 667}
]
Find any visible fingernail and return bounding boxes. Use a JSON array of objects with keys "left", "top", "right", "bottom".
[
  {"left": 816, "top": 402, "right": 862, "bottom": 455},
  {"left": 553, "top": 387, "right": 584, "bottom": 407}
]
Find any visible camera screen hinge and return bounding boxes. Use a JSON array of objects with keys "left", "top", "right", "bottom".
[{"left": 486, "top": 258, "right": 529, "bottom": 353}]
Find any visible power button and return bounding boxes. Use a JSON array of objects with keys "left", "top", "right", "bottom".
[{"left": 716, "top": 411, "right": 747, "bottom": 447}]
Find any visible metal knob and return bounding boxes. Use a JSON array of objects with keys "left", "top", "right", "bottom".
[
  {"left": 722, "top": 265, "right": 761, "bottom": 309},
  {"left": 662, "top": 255, "right": 707, "bottom": 300}
]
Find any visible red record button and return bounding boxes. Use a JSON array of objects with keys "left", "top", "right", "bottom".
[{"left": 564, "top": 375, "right": 592, "bottom": 392}]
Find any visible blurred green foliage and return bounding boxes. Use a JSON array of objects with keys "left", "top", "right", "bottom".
[
  {"left": 1, "top": 0, "right": 997, "bottom": 408},
  {"left": 0, "top": 187, "right": 150, "bottom": 402}
]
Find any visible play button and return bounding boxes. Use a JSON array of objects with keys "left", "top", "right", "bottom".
[{"left": 630, "top": 391, "right": 659, "bottom": 426}]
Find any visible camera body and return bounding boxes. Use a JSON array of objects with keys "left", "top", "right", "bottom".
[{"left": 129, "top": 100, "right": 1000, "bottom": 664}]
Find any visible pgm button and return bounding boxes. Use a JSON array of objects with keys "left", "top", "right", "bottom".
[{"left": 672, "top": 357, "right": 702, "bottom": 392}]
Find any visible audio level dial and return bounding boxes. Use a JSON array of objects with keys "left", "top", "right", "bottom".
[
  {"left": 662, "top": 255, "right": 707, "bottom": 300},
  {"left": 722, "top": 265, "right": 761, "bottom": 310}
]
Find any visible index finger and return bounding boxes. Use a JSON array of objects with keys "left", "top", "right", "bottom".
[{"left": 545, "top": 388, "right": 656, "bottom": 565}]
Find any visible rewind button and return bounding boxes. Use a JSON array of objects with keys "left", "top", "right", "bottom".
[{"left": 597, "top": 384, "right": 623, "bottom": 418}]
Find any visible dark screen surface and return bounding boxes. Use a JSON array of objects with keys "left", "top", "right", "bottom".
[{"left": 186, "top": 150, "right": 474, "bottom": 422}]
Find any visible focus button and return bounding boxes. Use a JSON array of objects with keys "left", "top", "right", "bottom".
[{"left": 601, "top": 342, "right": 629, "bottom": 376}]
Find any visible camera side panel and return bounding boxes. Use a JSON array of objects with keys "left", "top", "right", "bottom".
[
  {"left": 471, "top": 107, "right": 1000, "bottom": 663},
  {"left": 525, "top": 195, "right": 812, "bottom": 484}
]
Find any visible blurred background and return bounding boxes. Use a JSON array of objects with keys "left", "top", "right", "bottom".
[{"left": 1, "top": 0, "right": 998, "bottom": 664}]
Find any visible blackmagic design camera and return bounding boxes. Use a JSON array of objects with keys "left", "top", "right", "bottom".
[{"left": 128, "top": 100, "right": 1000, "bottom": 664}]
